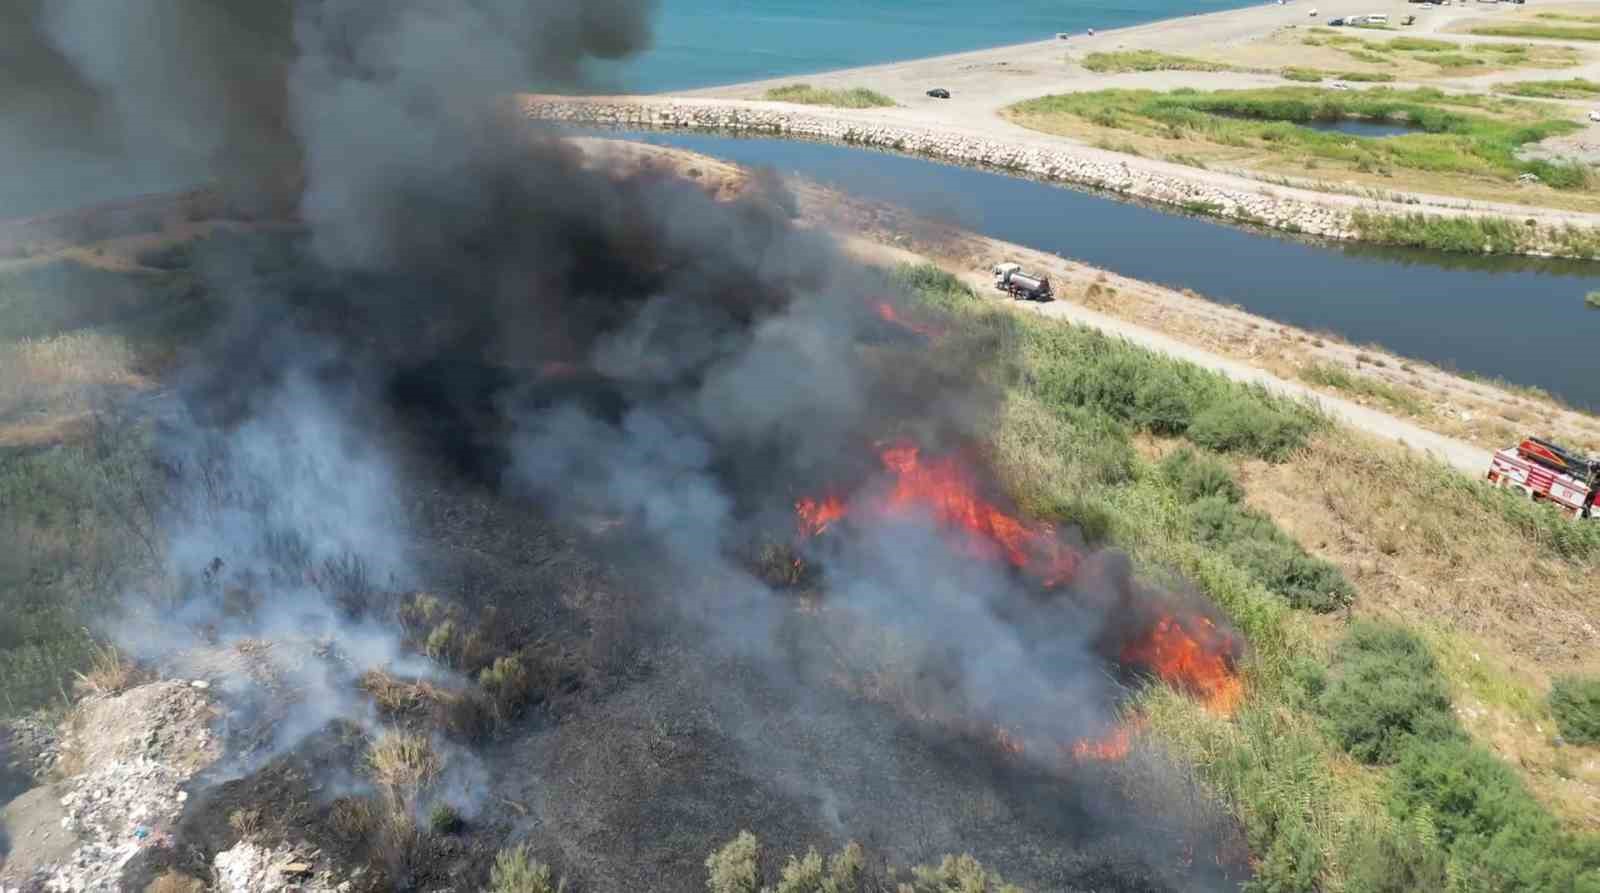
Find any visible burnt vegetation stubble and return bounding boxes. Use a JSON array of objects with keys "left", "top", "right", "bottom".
[{"left": 89, "top": 122, "right": 1251, "bottom": 892}]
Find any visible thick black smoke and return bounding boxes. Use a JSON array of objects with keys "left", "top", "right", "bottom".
[
  {"left": 0, "top": 0, "right": 655, "bottom": 216},
  {"left": 12, "top": 1, "right": 1245, "bottom": 888}
]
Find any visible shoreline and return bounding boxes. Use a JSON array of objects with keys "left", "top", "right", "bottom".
[
  {"left": 523, "top": 95, "right": 1600, "bottom": 260},
  {"left": 579, "top": 0, "right": 1600, "bottom": 257}
]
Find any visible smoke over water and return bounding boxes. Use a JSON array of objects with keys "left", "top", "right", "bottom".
[{"left": 12, "top": 2, "right": 1249, "bottom": 889}]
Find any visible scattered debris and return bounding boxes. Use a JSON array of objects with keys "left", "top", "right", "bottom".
[{"left": 214, "top": 841, "right": 343, "bottom": 893}]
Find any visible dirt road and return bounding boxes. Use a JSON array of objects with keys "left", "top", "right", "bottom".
[{"left": 840, "top": 236, "right": 1493, "bottom": 474}]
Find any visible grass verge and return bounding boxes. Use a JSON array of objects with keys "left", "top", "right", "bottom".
[
  {"left": 1469, "top": 23, "right": 1600, "bottom": 41},
  {"left": 1298, "top": 362, "right": 1430, "bottom": 416},
  {"left": 763, "top": 84, "right": 895, "bottom": 108},
  {"left": 1496, "top": 77, "right": 1600, "bottom": 98},
  {"left": 1079, "top": 50, "right": 1234, "bottom": 73},
  {"left": 1282, "top": 67, "right": 1397, "bottom": 83}
]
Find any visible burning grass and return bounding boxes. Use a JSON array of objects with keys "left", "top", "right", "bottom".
[{"left": 896, "top": 263, "right": 1600, "bottom": 888}]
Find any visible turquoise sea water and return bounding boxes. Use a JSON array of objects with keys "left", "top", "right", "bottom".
[{"left": 594, "top": 0, "right": 1261, "bottom": 92}]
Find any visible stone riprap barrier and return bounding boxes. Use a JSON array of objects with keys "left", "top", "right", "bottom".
[{"left": 522, "top": 95, "right": 1600, "bottom": 259}]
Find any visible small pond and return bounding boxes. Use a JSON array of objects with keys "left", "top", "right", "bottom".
[
  {"left": 1298, "top": 117, "right": 1419, "bottom": 138},
  {"left": 1210, "top": 111, "right": 1420, "bottom": 139}
]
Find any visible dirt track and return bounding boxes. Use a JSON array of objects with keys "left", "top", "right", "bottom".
[
  {"left": 583, "top": 137, "right": 1503, "bottom": 473},
  {"left": 841, "top": 236, "right": 1494, "bottom": 473}
]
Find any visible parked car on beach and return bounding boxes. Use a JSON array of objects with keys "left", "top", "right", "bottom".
[{"left": 926, "top": 88, "right": 951, "bottom": 99}]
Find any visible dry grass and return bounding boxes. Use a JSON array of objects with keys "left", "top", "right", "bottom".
[
  {"left": 0, "top": 332, "right": 143, "bottom": 414},
  {"left": 367, "top": 729, "right": 443, "bottom": 807},
  {"left": 1230, "top": 428, "right": 1600, "bottom": 826},
  {"left": 329, "top": 796, "right": 379, "bottom": 842},
  {"left": 358, "top": 668, "right": 492, "bottom": 741},
  {"left": 71, "top": 641, "right": 143, "bottom": 697},
  {"left": 143, "top": 871, "right": 206, "bottom": 893}
]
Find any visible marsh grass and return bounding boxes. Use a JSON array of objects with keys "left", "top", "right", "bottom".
[
  {"left": 1007, "top": 86, "right": 1590, "bottom": 195},
  {"left": 1351, "top": 210, "right": 1600, "bottom": 259},
  {"left": 763, "top": 84, "right": 895, "bottom": 108}
]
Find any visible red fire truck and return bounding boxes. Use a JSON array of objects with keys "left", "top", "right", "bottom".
[{"left": 1485, "top": 437, "right": 1599, "bottom": 520}]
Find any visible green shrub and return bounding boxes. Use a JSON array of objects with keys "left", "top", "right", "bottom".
[
  {"left": 1187, "top": 397, "right": 1315, "bottom": 461},
  {"left": 1282, "top": 67, "right": 1324, "bottom": 82},
  {"left": 1160, "top": 447, "right": 1243, "bottom": 503},
  {"left": 706, "top": 832, "right": 761, "bottom": 893},
  {"left": 489, "top": 845, "right": 562, "bottom": 893},
  {"left": 1317, "top": 623, "right": 1460, "bottom": 764},
  {"left": 427, "top": 802, "right": 463, "bottom": 835},
  {"left": 1390, "top": 737, "right": 1600, "bottom": 890},
  {"left": 1549, "top": 675, "right": 1600, "bottom": 744},
  {"left": 1189, "top": 496, "right": 1353, "bottom": 611}
]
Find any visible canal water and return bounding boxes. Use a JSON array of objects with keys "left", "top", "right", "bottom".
[{"left": 616, "top": 130, "right": 1600, "bottom": 409}]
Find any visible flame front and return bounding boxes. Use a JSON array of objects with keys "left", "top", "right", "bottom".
[
  {"left": 1120, "top": 616, "right": 1244, "bottom": 716},
  {"left": 1068, "top": 723, "right": 1136, "bottom": 761},
  {"left": 792, "top": 439, "right": 1245, "bottom": 768},
  {"left": 794, "top": 442, "right": 1079, "bottom": 587},
  {"left": 874, "top": 302, "right": 944, "bottom": 339}
]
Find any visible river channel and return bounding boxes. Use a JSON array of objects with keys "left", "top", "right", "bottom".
[{"left": 617, "top": 130, "right": 1600, "bottom": 410}]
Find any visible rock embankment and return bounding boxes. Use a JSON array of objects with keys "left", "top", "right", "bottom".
[{"left": 522, "top": 96, "right": 1599, "bottom": 258}]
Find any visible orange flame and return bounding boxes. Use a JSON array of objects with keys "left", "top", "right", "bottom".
[
  {"left": 1068, "top": 724, "right": 1134, "bottom": 762},
  {"left": 1120, "top": 615, "right": 1243, "bottom": 716},
  {"left": 875, "top": 302, "right": 944, "bottom": 339},
  {"left": 795, "top": 495, "right": 846, "bottom": 537},
  {"left": 794, "top": 442, "right": 1079, "bottom": 587}
]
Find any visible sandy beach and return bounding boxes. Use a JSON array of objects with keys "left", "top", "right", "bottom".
[{"left": 627, "top": 0, "right": 1600, "bottom": 233}]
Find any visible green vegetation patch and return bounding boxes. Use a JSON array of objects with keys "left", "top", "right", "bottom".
[
  {"left": 1498, "top": 77, "right": 1600, "bottom": 98},
  {"left": 763, "top": 84, "right": 896, "bottom": 108},
  {"left": 1009, "top": 86, "right": 1590, "bottom": 191},
  {"left": 0, "top": 423, "right": 160, "bottom": 716},
  {"left": 1549, "top": 675, "right": 1600, "bottom": 744},
  {"left": 1079, "top": 50, "right": 1234, "bottom": 73},
  {"left": 1390, "top": 736, "right": 1600, "bottom": 890},
  {"left": 1350, "top": 210, "right": 1600, "bottom": 260},
  {"left": 1281, "top": 67, "right": 1397, "bottom": 83},
  {"left": 1315, "top": 622, "right": 1460, "bottom": 763},
  {"left": 1539, "top": 12, "right": 1600, "bottom": 24},
  {"left": 1470, "top": 22, "right": 1600, "bottom": 41},
  {"left": 1298, "top": 362, "right": 1428, "bottom": 415}
]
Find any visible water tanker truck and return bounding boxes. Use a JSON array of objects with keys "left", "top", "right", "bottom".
[{"left": 992, "top": 263, "right": 1053, "bottom": 301}]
